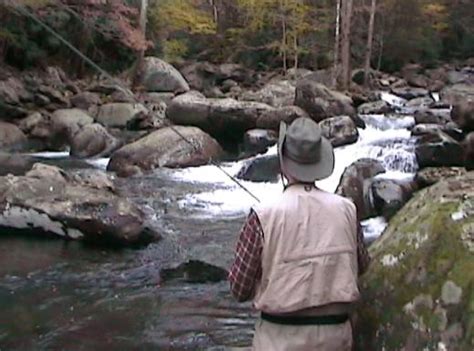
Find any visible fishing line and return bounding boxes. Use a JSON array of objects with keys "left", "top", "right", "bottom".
[{"left": 5, "top": 2, "right": 261, "bottom": 203}]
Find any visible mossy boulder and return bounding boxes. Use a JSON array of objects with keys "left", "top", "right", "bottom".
[{"left": 355, "top": 171, "right": 474, "bottom": 350}]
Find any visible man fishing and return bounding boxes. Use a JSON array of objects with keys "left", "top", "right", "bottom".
[{"left": 229, "top": 117, "right": 371, "bottom": 350}]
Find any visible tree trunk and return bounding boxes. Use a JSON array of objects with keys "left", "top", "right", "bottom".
[
  {"left": 294, "top": 34, "right": 298, "bottom": 70},
  {"left": 281, "top": 9, "right": 287, "bottom": 74},
  {"left": 364, "top": 0, "right": 376, "bottom": 87},
  {"left": 339, "top": 0, "right": 353, "bottom": 91},
  {"left": 133, "top": 0, "right": 148, "bottom": 88},
  {"left": 332, "top": 0, "right": 341, "bottom": 88}
]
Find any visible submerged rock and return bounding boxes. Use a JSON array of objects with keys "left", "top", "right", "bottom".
[
  {"left": 107, "top": 126, "right": 223, "bottom": 177},
  {"left": 0, "top": 164, "right": 158, "bottom": 246},
  {"left": 355, "top": 172, "right": 474, "bottom": 350},
  {"left": 236, "top": 155, "right": 280, "bottom": 183},
  {"left": 242, "top": 129, "right": 277, "bottom": 155}
]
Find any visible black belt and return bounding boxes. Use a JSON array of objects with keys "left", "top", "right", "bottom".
[{"left": 261, "top": 312, "right": 349, "bottom": 326}]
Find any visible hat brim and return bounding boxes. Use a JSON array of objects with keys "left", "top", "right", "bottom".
[{"left": 278, "top": 121, "right": 335, "bottom": 182}]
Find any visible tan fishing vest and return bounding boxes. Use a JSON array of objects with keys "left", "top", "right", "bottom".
[{"left": 253, "top": 184, "right": 360, "bottom": 314}]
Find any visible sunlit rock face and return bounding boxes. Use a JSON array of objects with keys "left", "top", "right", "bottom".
[
  {"left": 355, "top": 172, "right": 474, "bottom": 350},
  {"left": 0, "top": 163, "right": 158, "bottom": 246}
]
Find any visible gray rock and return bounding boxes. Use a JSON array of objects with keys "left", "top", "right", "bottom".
[
  {"left": 440, "top": 84, "right": 474, "bottom": 106},
  {"left": 140, "top": 57, "right": 190, "bottom": 93},
  {"left": 0, "top": 163, "right": 157, "bottom": 246},
  {"left": 404, "top": 96, "right": 435, "bottom": 109},
  {"left": 256, "top": 105, "right": 309, "bottom": 130},
  {"left": 356, "top": 172, "right": 474, "bottom": 350},
  {"left": 126, "top": 105, "right": 167, "bottom": 131},
  {"left": 70, "top": 92, "right": 102, "bottom": 110},
  {"left": 141, "top": 92, "right": 175, "bottom": 106},
  {"left": 452, "top": 100, "right": 474, "bottom": 132},
  {"left": 96, "top": 103, "right": 147, "bottom": 128},
  {"left": 236, "top": 155, "right": 280, "bottom": 183},
  {"left": 0, "top": 153, "right": 34, "bottom": 176},
  {"left": 414, "top": 108, "right": 452, "bottom": 125},
  {"left": 242, "top": 129, "right": 278, "bottom": 155},
  {"left": 336, "top": 158, "right": 386, "bottom": 220},
  {"left": 70, "top": 123, "right": 121, "bottom": 158},
  {"left": 415, "top": 167, "right": 467, "bottom": 189},
  {"left": 0, "top": 121, "right": 27, "bottom": 151},
  {"left": 416, "top": 131, "right": 465, "bottom": 168},
  {"left": 107, "top": 126, "right": 223, "bottom": 177},
  {"left": 369, "top": 178, "right": 417, "bottom": 219},
  {"left": 166, "top": 91, "right": 274, "bottom": 140},
  {"left": 391, "top": 87, "right": 429, "bottom": 100},
  {"left": 319, "top": 116, "right": 359, "bottom": 147},
  {"left": 241, "top": 80, "right": 296, "bottom": 107},
  {"left": 464, "top": 132, "right": 474, "bottom": 170},
  {"left": 295, "top": 80, "right": 355, "bottom": 121},
  {"left": 357, "top": 100, "right": 392, "bottom": 115}
]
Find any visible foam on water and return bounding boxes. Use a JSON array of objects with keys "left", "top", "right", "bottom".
[
  {"left": 29, "top": 151, "right": 70, "bottom": 159},
  {"left": 361, "top": 216, "right": 388, "bottom": 240},
  {"left": 381, "top": 91, "right": 407, "bottom": 107},
  {"left": 85, "top": 158, "right": 110, "bottom": 170}
]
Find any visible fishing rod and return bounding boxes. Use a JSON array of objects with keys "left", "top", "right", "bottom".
[{"left": 4, "top": 1, "right": 261, "bottom": 203}]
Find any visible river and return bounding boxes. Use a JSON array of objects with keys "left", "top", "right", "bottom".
[{"left": 0, "top": 93, "right": 423, "bottom": 350}]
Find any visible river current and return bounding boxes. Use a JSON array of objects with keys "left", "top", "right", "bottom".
[{"left": 0, "top": 93, "right": 423, "bottom": 350}]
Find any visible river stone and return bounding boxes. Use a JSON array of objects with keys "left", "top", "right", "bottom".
[
  {"left": 96, "top": 103, "right": 147, "bottom": 128},
  {"left": 141, "top": 92, "right": 175, "bottom": 106},
  {"left": 241, "top": 80, "right": 296, "bottom": 107},
  {"left": 0, "top": 121, "right": 27, "bottom": 151},
  {"left": 414, "top": 108, "right": 452, "bottom": 125},
  {"left": 415, "top": 167, "right": 468, "bottom": 189},
  {"left": 440, "top": 84, "right": 474, "bottom": 106},
  {"left": 319, "top": 116, "right": 359, "bottom": 147},
  {"left": 140, "top": 57, "right": 190, "bottom": 93},
  {"left": 70, "top": 123, "right": 121, "bottom": 159},
  {"left": 451, "top": 100, "right": 474, "bottom": 132},
  {"left": 51, "top": 108, "right": 94, "bottom": 137},
  {"left": 0, "top": 153, "right": 34, "bottom": 176},
  {"left": 357, "top": 100, "right": 392, "bottom": 115},
  {"left": 0, "top": 163, "right": 157, "bottom": 246},
  {"left": 355, "top": 172, "right": 474, "bottom": 350},
  {"left": 70, "top": 92, "right": 102, "bottom": 110},
  {"left": 404, "top": 96, "right": 435, "bottom": 109},
  {"left": 256, "top": 105, "right": 309, "bottom": 130},
  {"left": 107, "top": 126, "right": 223, "bottom": 177},
  {"left": 294, "top": 80, "right": 355, "bottom": 122},
  {"left": 336, "top": 158, "right": 386, "bottom": 220},
  {"left": 464, "top": 132, "right": 474, "bottom": 170},
  {"left": 416, "top": 131, "right": 465, "bottom": 168},
  {"left": 242, "top": 129, "right": 277, "bottom": 155},
  {"left": 411, "top": 124, "right": 464, "bottom": 143},
  {"left": 166, "top": 91, "right": 274, "bottom": 141},
  {"left": 236, "top": 155, "right": 280, "bottom": 183},
  {"left": 391, "top": 87, "right": 429, "bottom": 100},
  {"left": 369, "top": 178, "right": 417, "bottom": 219}
]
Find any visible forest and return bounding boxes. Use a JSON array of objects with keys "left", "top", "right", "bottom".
[{"left": 1, "top": 0, "right": 473, "bottom": 78}]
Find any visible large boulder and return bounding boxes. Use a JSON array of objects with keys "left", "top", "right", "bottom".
[
  {"left": 319, "top": 116, "right": 359, "bottom": 147},
  {"left": 294, "top": 80, "right": 355, "bottom": 122},
  {"left": 336, "top": 158, "right": 386, "bottom": 220},
  {"left": 357, "top": 100, "right": 392, "bottom": 115},
  {"left": 70, "top": 124, "right": 121, "bottom": 159},
  {"left": 256, "top": 105, "right": 309, "bottom": 130},
  {"left": 355, "top": 172, "right": 474, "bottom": 350},
  {"left": 451, "top": 100, "right": 474, "bottom": 132},
  {"left": 440, "top": 84, "right": 474, "bottom": 106},
  {"left": 166, "top": 91, "right": 274, "bottom": 141},
  {"left": 0, "top": 164, "right": 158, "bottom": 246},
  {"left": 96, "top": 103, "right": 147, "bottom": 128},
  {"left": 415, "top": 167, "right": 467, "bottom": 189},
  {"left": 416, "top": 131, "right": 465, "bottom": 168},
  {"left": 0, "top": 121, "right": 27, "bottom": 151},
  {"left": 140, "top": 57, "right": 190, "bottom": 93},
  {"left": 107, "top": 126, "right": 223, "bottom": 177},
  {"left": 241, "top": 80, "right": 296, "bottom": 107}
]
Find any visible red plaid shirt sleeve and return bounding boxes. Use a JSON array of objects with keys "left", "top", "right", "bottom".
[{"left": 228, "top": 210, "right": 263, "bottom": 302}]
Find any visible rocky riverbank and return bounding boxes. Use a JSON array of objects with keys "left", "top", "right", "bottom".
[{"left": 0, "top": 57, "right": 473, "bottom": 349}]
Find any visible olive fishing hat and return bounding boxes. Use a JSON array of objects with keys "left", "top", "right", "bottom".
[{"left": 278, "top": 117, "right": 335, "bottom": 182}]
